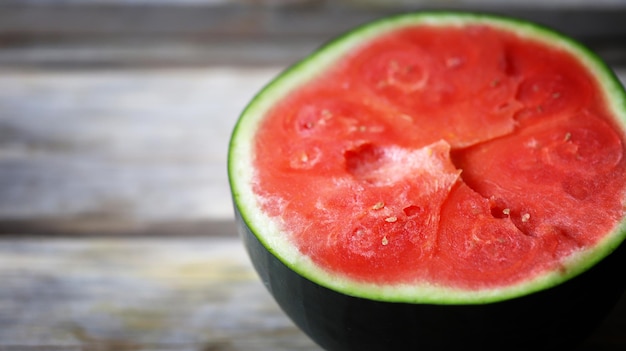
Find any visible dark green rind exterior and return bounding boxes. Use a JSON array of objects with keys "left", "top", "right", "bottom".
[{"left": 236, "top": 206, "right": 626, "bottom": 350}]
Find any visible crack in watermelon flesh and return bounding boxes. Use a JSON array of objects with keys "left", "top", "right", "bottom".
[{"left": 252, "top": 24, "right": 626, "bottom": 289}]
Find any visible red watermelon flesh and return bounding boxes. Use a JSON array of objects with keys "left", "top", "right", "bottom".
[{"left": 251, "top": 24, "right": 626, "bottom": 290}]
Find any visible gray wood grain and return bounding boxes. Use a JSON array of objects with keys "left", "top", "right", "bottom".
[
  {"left": 0, "top": 237, "right": 320, "bottom": 350},
  {"left": 0, "top": 66, "right": 280, "bottom": 234},
  {"left": 0, "top": 2, "right": 625, "bottom": 68}
]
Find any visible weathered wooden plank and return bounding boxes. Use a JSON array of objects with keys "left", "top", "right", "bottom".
[
  {"left": 2, "top": 2, "right": 625, "bottom": 40},
  {"left": 0, "top": 66, "right": 281, "bottom": 234},
  {"left": 0, "top": 3, "right": 625, "bottom": 67},
  {"left": 0, "top": 237, "right": 320, "bottom": 350}
]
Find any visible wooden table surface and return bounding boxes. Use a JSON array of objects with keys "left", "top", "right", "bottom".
[
  {"left": 0, "top": 63, "right": 324, "bottom": 350},
  {"left": 1, "top": 2, "right": 626, "bottom": 350}
]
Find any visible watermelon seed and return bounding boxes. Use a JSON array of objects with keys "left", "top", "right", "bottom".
[
  {"left": 386, "top": 60, "right": 428, "bottom": 91},
  {"left": 385, "top": 216, "right": 398, "bottom": 223},
  {"left": 564, "top": 132, "right": 572, "bottom": 142},
  {"left": 382, "top": 236, "right": 389, "bottom": 246},
  {"left": 319, "top": 110, "right": 333, "bottom": 126},
  {"left": 290, "top": 148, "right": 321, "bottom": 169},
  {"left": 400, "top": 114, "right": 413, "bottom": 122},
  {"left": 289, "top": 152, "right": 308, "bottom": 168},
  {"left": 389, "top": 60, "right": 400, "bottom": 71},
  {"left": 525, "top": 138, "right": 539, "bottom": 149},
  {"left": 521, "top": 213, "right": 531, "bottom": 222},
  {"left": 372, "top": 201, "right": 385, "bottom": 210},
  {"left": 369, "top": 126, "right": 384, "bottom": 133},
  {"left": 502, "top": 208, "right": 511, "bottom": 216},
  {"left": 446, "top": 57, "right": 462, "bottom": 68},
  {"left": 353, "top": 228, "right": 365, "bottom": 237}
]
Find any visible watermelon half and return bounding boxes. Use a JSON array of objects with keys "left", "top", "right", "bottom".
[{"left": 228, "top": 11, "right": 626, "bottom": 350}]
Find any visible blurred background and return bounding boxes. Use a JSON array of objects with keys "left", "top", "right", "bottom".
[{"left": 0, "top": 1, "right": 625, "bottom": 350}]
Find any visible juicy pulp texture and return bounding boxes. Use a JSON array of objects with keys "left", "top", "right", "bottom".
[{"left": 251, "top": 23, "right": 626, "bottom": 290}]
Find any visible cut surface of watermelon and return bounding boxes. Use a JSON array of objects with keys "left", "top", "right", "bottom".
[{"left": 229, "top": 12, "right": 626, "bottom": 303}]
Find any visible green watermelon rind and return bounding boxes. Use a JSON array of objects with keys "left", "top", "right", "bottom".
[{"left": 228, "top": 11, "right": 626, "bottom": 304}]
